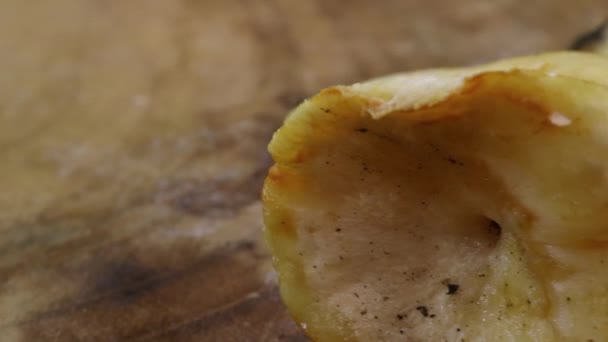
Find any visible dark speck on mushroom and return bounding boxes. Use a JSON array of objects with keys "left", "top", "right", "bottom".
[
  {"left": 416, "top": 306, "right": 429, "bottom": 317},
  {"left": 447, "top": 284, "right": 459, "bottom": 295},
  {"left": 447, "top": 157, "right": 464, "bottom": 166}
]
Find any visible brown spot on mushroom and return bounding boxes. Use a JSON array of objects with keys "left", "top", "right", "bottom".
[
  {"left": 267, "top": 165, "right": 285, "bottom": 184},
  {"left": 446, "top": 284, "right": 460, "bottom": 295},
  {"left": 416, "top": 306, "right": 430, "bottom": 317},
  {"left": 293, "top": 149, "right": 313, "bottom": 164}
]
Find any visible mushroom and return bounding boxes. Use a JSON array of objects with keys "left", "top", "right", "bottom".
[{"left": 263, "top": 50, "right": 608, "bottom": 341}]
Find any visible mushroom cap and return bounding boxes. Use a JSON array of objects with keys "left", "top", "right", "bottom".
[{"left": 263, "top": 52, "right": 608, "bottom": 341}]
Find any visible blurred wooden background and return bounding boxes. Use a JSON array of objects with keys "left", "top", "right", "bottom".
[{"left": 0, "top": 0, "right": 606, "bottom": 341}]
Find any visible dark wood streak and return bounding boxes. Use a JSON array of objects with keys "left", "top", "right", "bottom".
[
  {"left": 12, "top": 240, "right": 246, "bottom": 327},
  {"left": 20, "top": 241, "right": 289, "bottom": 341},
  {"left": 570, "top": 20, "right": 608, "bottom": 50}
]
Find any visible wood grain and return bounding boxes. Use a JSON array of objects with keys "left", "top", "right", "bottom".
[{"left": 0, "top": 0, "right": 606, "bottom": 340}]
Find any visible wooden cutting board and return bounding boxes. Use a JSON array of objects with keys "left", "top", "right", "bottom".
[{"left": 1, "top": 1, "right": 606, "bottom": 341}]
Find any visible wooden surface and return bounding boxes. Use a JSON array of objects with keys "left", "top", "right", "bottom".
[{"left": 1, "top": 1, "right": 607, "bottom": 341}]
